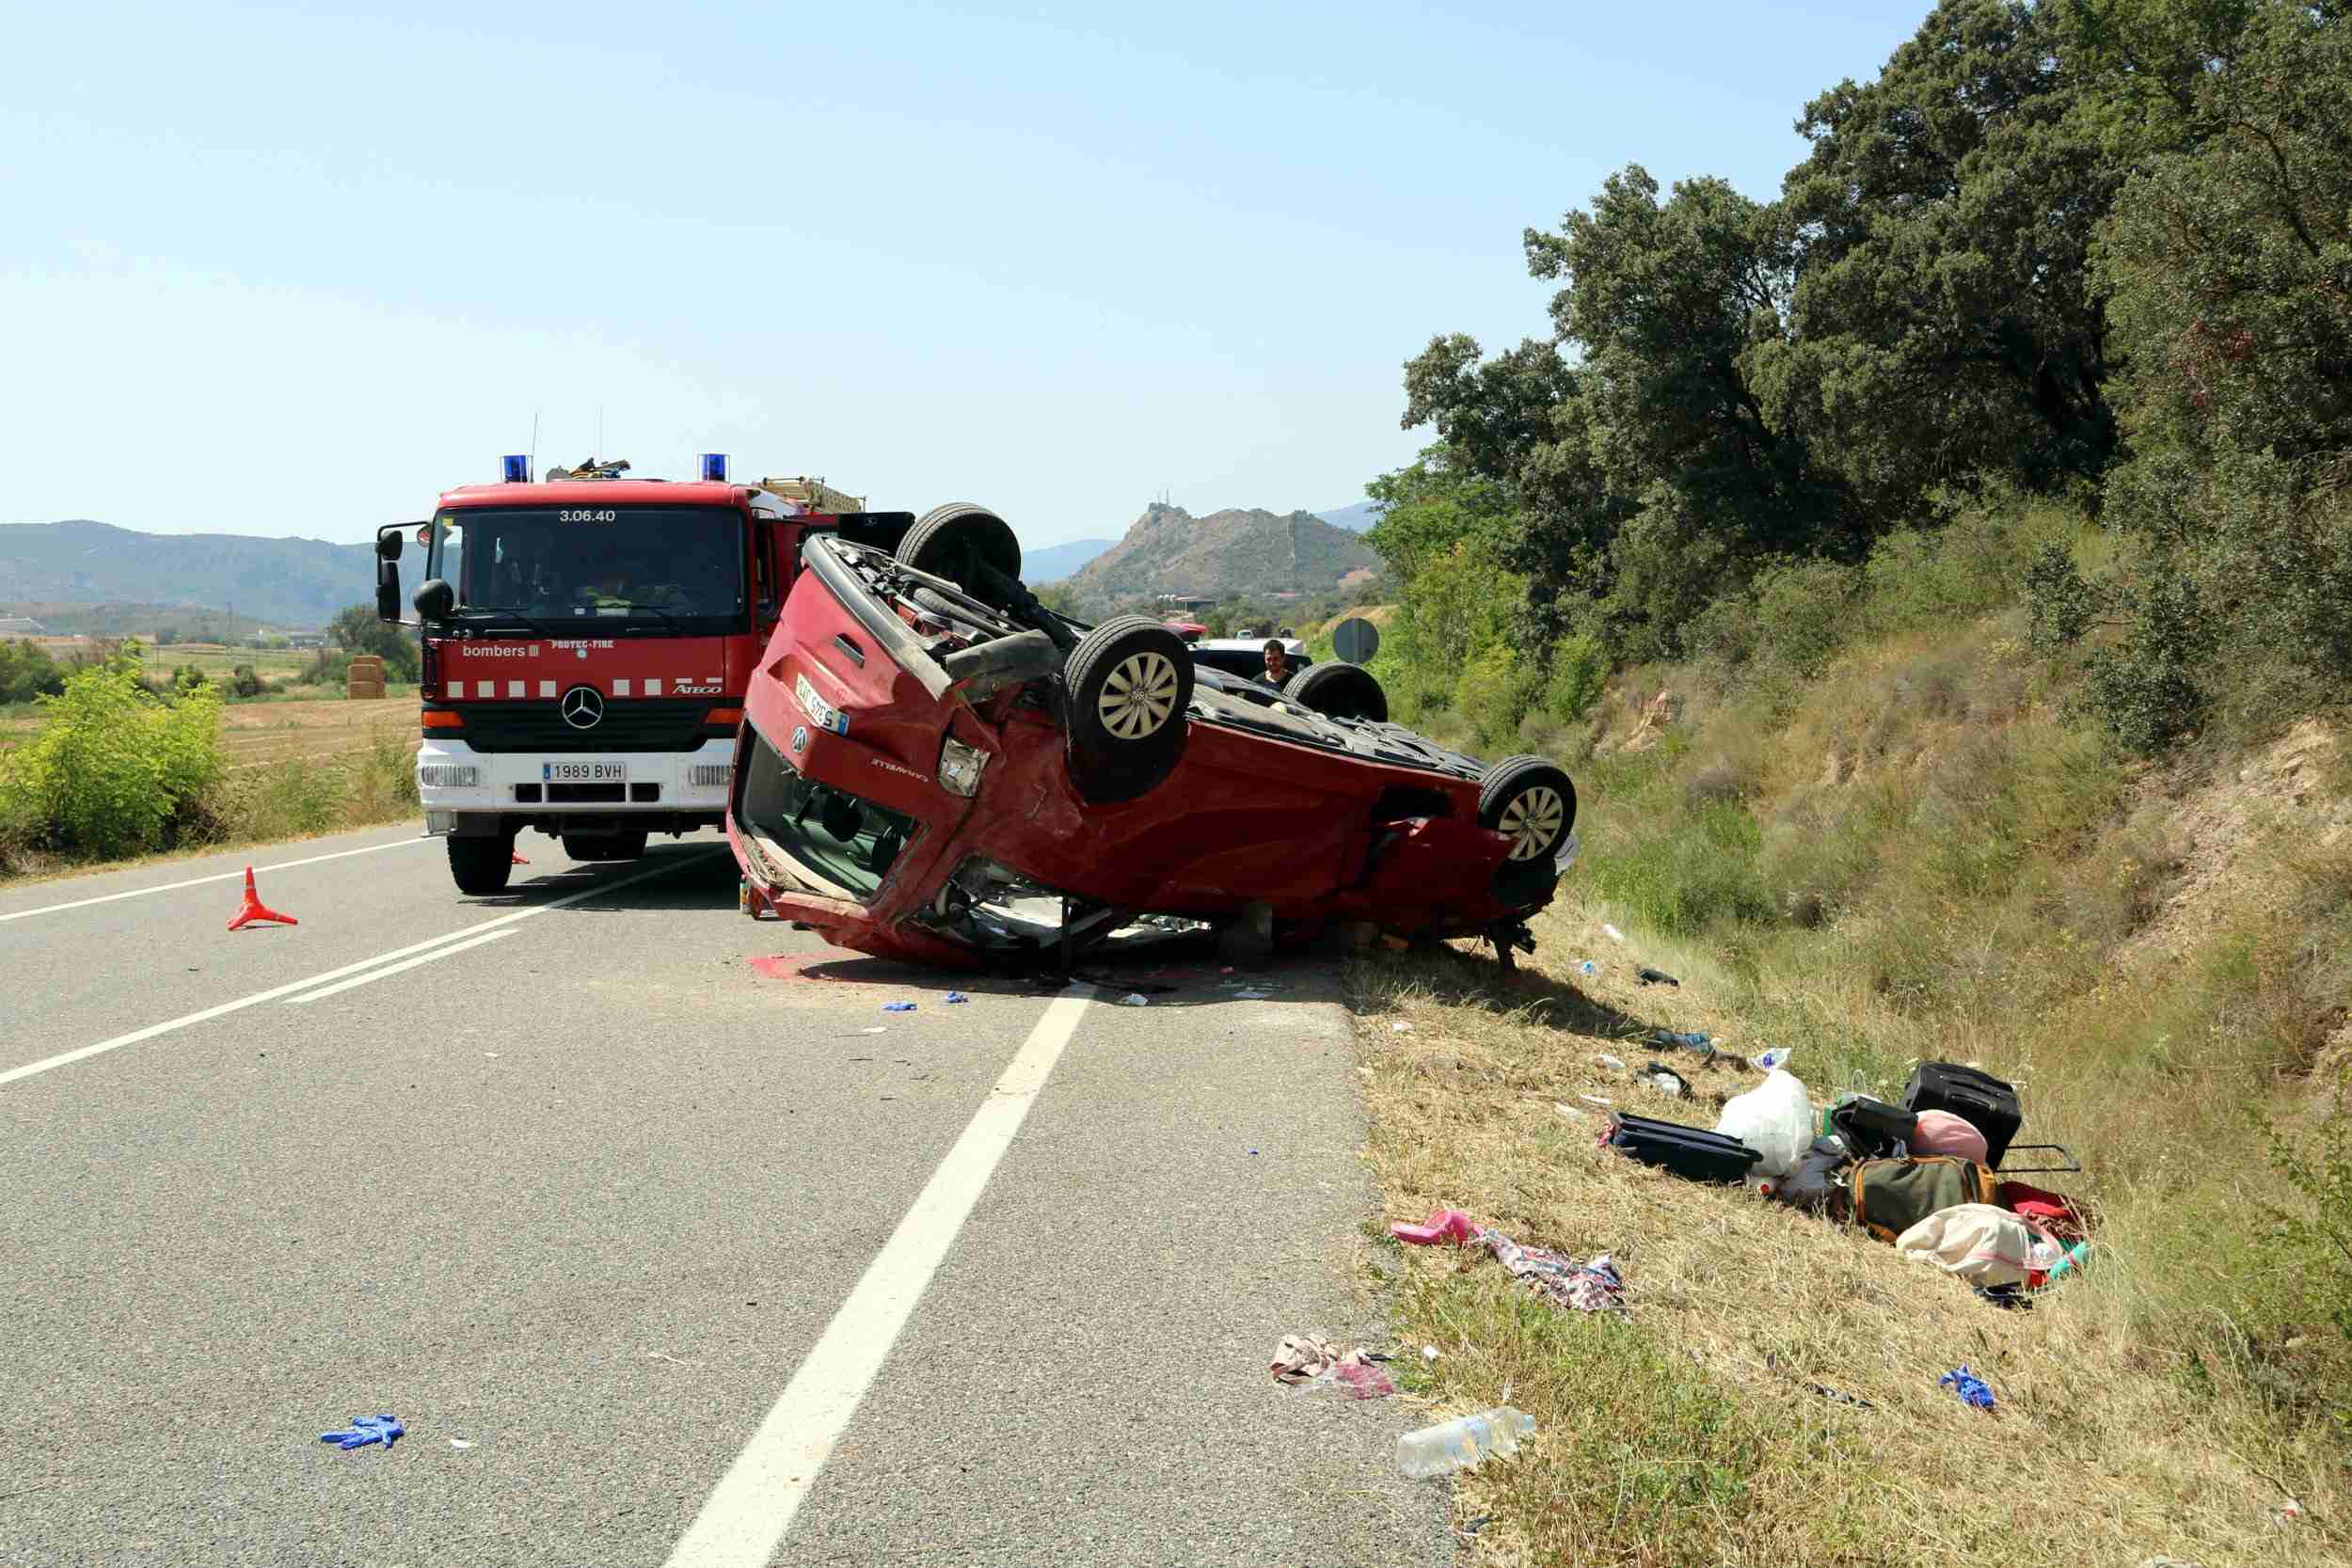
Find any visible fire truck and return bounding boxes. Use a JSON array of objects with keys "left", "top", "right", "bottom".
[{"left": 375, "top": 455, "right": 909, "bottom": 895}]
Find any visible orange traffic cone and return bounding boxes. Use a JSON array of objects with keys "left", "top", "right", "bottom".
[{"left": 227, "top": 866, "right": 298, "bottom": 931}]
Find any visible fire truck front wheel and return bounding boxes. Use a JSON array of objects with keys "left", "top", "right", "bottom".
[
  {"left": 562, "top": 831, "right": 648, "bottom": 863},
  {"left": 448, "top": 834, "right": 515, "bottom": 896}
]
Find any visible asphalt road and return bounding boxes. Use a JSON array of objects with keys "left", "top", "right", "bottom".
[{"left": 0, "top": 825, "right": 1455, "bottom": 1566}]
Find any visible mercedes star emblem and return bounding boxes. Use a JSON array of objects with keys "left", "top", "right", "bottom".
[{"left": 560, "top": 685, "right": 605, "bottom": 730}]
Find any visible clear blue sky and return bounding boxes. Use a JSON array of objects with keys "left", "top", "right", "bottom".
[{"left": 3, "top": 1, "right": 1919, "bottom": 547}]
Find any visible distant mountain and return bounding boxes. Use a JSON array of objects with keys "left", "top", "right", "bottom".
[
  {"left": 0, "top": 520, "right": 373, "bottom": 627},
  {"left": 1062, "top": 503, "right": 1380, "bottom": 604},
  {"left": 1023, "top": 536, "right": 1116, "bottom": 582},
  {"left": 1315, "top": 500, "right": 1385, "bottom": 533}
]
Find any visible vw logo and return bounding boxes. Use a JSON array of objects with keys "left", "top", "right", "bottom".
[
  {"left": 560, "top": 685, "right": 605, "bottom": 730},
  {"left": 790, "top": 725, "right": 808, "bottom": 754}
]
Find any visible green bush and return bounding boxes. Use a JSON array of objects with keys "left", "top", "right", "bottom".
[
  {"left": 1752, "top": 558, "right": 1860, "bottom": 675},
  {"left": 1542, "top": 632, "right": 1610, "bottom": 724},
  {"left": 0, "top": 663, "right": 224, "bottom": 858},
  {"left": 2250, "top": 1079, "right": 2352, "bottom": 1353}
]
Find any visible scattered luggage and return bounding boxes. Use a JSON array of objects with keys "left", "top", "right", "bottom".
[
  {"left": 1895, "top": 1202, "right": 2057, "bottom": 1286},
  {"left": 1850, "top": 1155, "right": 1999, "bottom": 1243},
  {"left": 1910, "top": 1109, "right": 1991, "bottom": 1164},
  {"left": 1761, "top": 1136, "right": 1855, "bottom": 1220},
  {"left": 1828, "top": 1096, "right": 1918, "bottom": 1160},
  {"left": 1606, "top": 1113, "right": 1763, "bottom": 1184},
  {"left": 1901, "top": 1062, "right": 2023, "bottom": 1167}
]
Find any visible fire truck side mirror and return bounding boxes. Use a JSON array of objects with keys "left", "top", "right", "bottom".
[
  {"left": 375, "top": 561, "right": 402, "bottom": 624},
  {"left": 413, "top": 578, "right": 456, "bottom": 624}
]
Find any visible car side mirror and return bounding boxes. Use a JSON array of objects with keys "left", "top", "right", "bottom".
[{"left": 413, "top": 578, "right": 455, "bottom": 623}]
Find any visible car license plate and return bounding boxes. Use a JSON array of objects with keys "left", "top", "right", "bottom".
[{"left": 544, "top": 761, "right": 627, "bottom": 784}]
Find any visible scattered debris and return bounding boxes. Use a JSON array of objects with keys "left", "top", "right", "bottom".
[
  {"left": 1118, "top": 993, "right": 1150, "bottom": 1006},
  {"left": 1391, "top": 1208, "right": 1480, "bottom": 1246},
  {"left": 1602, "top": 923, "right": 1626, "bottom": 942},
  {"left": 1391, "top": 1021, "right": 1414, "bottom": 1033},
  {"left": 1483, "top": 1230, "right": 1629, "bottom": 1316},
  {"left": 1555, "top": 1101, "right": 1585, "bottom": 1117},
  {"left": 1637, "top": 967, "right": 1678, "bottom": 986},
  {"left": 1939, "top": 1366, "right": 1996, "bottom": 1411},
  {"left": 1576, "top": 959, "right": 1597, "bottom": 976},
  {"left": 1811, "top": 1386, "right": 1875, "bottom": 1410},
  {"left": 1594, "top": 1053, "right": 1627, "bottom": 1071},
  {"left": 945, "top": 991, "right": 970, "bottom": 1004},
  {"left": 882, "top": 1001, "right": 917, "bottom": 1013},
  {"left": 1269, "top": 1335, "right": 1395, "bottom": 1399},
  {"left": 1754, "top": 1046, "right": 1790, "bottom": 1071},
  {"left": 449, "top": 1438, "right": 474, "bottom": 1449},
  {"left": 1399, "top": 1407, "right": 1535, "bottom": 1479},
  {"left": 1640, "top": 1062, "right": 1689, "bottom": 1098},
  {"left": 228, "top": 866, "right": 297, "bottom": 931},
  {"left": 1647, "top": 1029, "right": 1712, "bottom": 1052},
  {"left": 1233, "top": 990, "right": 1271, "bottom": 1000},
  {"left": 1422, "top": 1345, "right": 1439, "bottom": 1361},
  {"left": 1579, "top": 1094, "right": 1614, "bottom": 1108},
  {"left": 319, "top": 1415, "right": 403, "bottom": 1450}
]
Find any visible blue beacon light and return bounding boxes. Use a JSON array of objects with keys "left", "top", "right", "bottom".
[
  {"left": 700, "top": 452, "right": 729, "bottom": 483},
  {"left": 501, "top": 454, "right": 530, "bottom": 483}
]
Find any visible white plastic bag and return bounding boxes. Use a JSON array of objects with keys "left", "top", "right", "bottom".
[{"left": 1714, "top": 1069, "right": 1813, "bottom": 1179}]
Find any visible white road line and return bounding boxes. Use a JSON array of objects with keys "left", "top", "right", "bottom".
[
  {"left": 660, "top": 987, "right": 1095, "bottom": 1568},
  {"left": 0, "top": 851, "right": 719, "bottom": 1089},
  {"left": 282, "top": 927, "right": 518, "bottom": 1004},
  {"left": 0, "top": 835, "right": 433, "bottom": 925}
]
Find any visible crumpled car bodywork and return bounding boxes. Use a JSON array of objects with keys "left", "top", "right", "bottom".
[{"left": 725, "top": 520, "right": 1577, "bottom": 970}]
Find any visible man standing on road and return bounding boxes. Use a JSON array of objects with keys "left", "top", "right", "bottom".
[{"left": 1261, "top": 640, "right": 1293, "bottom": 687}]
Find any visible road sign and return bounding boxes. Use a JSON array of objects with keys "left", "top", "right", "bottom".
[{"left": 1331, "top": 616, "right": 1380, "bottom": 665}]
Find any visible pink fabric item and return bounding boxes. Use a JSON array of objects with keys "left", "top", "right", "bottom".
[
  {"left": 1391, "top": 1208, "right": 1480, "bottom": 1246},
  {"left": 1910, "top": 1109, "right": 1990, "bottom": 1163}
]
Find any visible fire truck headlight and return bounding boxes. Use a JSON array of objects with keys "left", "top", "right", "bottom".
[
  {"left": 939, "top": 738, "right": 989, "bottom": 798},
  {"left": 419, "top": 764, "right": 480, "bottom": 788}
]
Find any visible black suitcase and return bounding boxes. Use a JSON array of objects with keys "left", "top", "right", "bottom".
[
  {"left": 1607, "top": 1112, "right": 1763, "bottom": 1183},
  {"left": 1902, "top": 1062, "right": 2023, "bottom": 1168},
  {"left": 1830, "top": 1096, "right": 1918, "bottom": 1159}
]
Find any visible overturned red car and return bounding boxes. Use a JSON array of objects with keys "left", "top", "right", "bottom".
[{"left": 724, "top": 504, "right": 1579, "bottom": 969}]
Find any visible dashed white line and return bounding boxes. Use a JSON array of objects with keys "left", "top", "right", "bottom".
[
  {"left": 0, "top": 851, "right": 720, "bottom": 1088},
  {"left": 660, "top": 986, "right": 1095, "bottom": 1568},
  {"left": 0, "top": 836, "right": 432, "bottom": 926}
]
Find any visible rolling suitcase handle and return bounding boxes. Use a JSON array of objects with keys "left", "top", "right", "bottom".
[{"left": 1995, "top": 1143, "right": 2082, "bottom": 1175}]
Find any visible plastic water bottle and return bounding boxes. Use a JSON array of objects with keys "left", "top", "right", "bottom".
[{"left": 1397, "top": 1407, "right": 1536, "bottom": 1479}]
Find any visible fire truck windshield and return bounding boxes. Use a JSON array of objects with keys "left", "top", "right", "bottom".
[{"left": 428, "top": 505, "right": 745, "bottom": 631}]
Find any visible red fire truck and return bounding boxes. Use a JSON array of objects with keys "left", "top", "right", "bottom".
[{"left": 375, "top": 456, "right": 910, "bottom": 895}]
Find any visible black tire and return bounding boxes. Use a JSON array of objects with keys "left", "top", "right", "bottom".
[
  {"left": 448, "top": 834, "right": 514, "bottom": 895},
  {"left": 1281, "top": 661, "right": 1389, "bottom": 722},
  {"left": 1477, "top": 755, "right": 1576, "bottom": 864},
  {"left": 1065, "top": 615, "right": 1194, "bottom": 800},
  {"left": 897, "top": 503, "right": 1023, "bottom": 609},
  {"left": 563, "top": 831, "right": 648, "bottom": 862}
]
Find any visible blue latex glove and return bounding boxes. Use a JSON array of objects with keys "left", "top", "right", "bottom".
[
  {"left": 1939, "top": 1366, "right": 1995, "bottom": 1410},
  {"left": 319, "top": 1414, "right": 405, "bottom": 1449}
]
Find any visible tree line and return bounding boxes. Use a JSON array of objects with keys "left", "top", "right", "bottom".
[{"left": 1372, "top": 0, "right": 2350, "bottom": 751}]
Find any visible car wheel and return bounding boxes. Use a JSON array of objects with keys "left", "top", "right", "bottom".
[
  {"left": 1065, "top": 615, "right": 1194, "bottom": 800},
  {"left": 563, "top": 831, "right": 648, "bottom": 862},
  {"left": 1477, "top": 755, "right": 1576, "bottom": 863},
  {"left": 1280, "top": 661, "right": 1389, "bottom": 721},
  {"left": 448, "top": 834, "right": 514, "bottom": 895},
  {"left": 897, "top": 503, "right": 1024, "bottom": 609}
]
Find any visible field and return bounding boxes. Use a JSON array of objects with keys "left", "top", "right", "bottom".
[{"left": 1, "top": 684, "right": 418, "bottom": 778}]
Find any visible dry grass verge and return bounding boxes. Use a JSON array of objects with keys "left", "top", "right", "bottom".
[{"left": 1350, "top": 919, "right": 2344, "bottom": 1567}]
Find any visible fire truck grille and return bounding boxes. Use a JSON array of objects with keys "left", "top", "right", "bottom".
[{"left": 452, "top": 699, "right": 716, "bottom": 753}]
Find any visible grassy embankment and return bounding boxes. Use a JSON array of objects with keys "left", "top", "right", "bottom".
[{"left": 1341, "top": 503, "right": 2350, "bottom": 1566}]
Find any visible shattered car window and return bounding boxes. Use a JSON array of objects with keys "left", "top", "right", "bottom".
[{"left": 739, "top": 731, "right": 916, "bottom": 903}]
